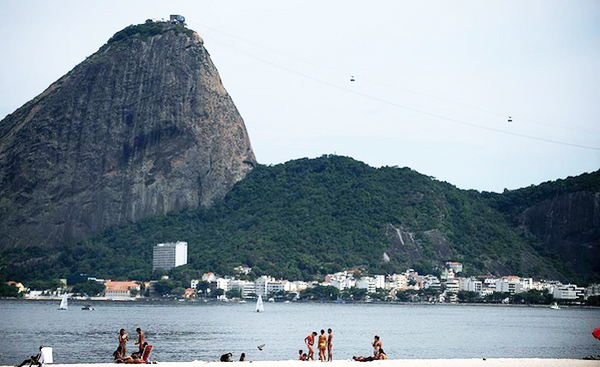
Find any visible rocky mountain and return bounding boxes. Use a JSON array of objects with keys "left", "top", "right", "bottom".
[
  {"left": 2, "top": 156, "right": 597, "bottom": 284},
  {"left": 0, "top": 22, "right": 256, "bottom": 250}
]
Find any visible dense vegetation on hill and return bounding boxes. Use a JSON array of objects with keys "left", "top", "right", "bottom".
[{"left": 1, "top": 156, "right": 598, "bottom": 285}]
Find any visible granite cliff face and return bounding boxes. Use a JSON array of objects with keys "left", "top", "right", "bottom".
[
  {"left": 520, "top": 190, "right": 600, "bottom": 277},
  {"left": 0, "top": 22, "right": 256, "bottom": 249}
]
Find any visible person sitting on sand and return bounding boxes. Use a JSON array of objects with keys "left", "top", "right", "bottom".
[
  {"left": 304, "top": 331, "right": 317, "bottom": 360},
  {"left": 239, "top": 353, "right": 246, "bottom": 362},
  {"left": 298, "top": 350, "right": 304, "bottom": 360},
  {"left": 372, "top": 335, "right": 382, "bottom": 356},
  {"left": 220, "top": 353, "right": 233, "bottom": 362},
  {"left": 17, "top": 346, "right": 43, "bottom": 367}
]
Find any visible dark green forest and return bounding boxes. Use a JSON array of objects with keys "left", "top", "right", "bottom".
[{"left": 1, "top": 155, "right": 598, "bottom": 285}]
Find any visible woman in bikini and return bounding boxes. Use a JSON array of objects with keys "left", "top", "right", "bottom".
[
  {"left": 318, "top": 329, "right": 327, "bottom": 361},
  {"left": 327, "top": 328, "right": 333, "bottom": 361}
]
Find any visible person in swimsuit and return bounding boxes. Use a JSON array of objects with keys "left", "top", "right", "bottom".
[
  {"left": 318, "top": 329, "right": 327, "bottom": 361},
  {"left": 304, "top": 331, "right": 317, "bottom": 361},
  {"left": 372, "top": 335, "right": 382, "bottom": 356},
  {"left": 135, "top": 328, "right": 145, "bottom": 354},
  {"left": 327, "top": 328, "right": 333, "bottom": 361},
  {"left": 239, "top": 353, "right": 246, "bottom": 362},
  {"left": 298, "top": 350, "right": 304, "bottom": 360},
  {"left": 118, "top": 329, "right": 129, "bottom": 356}
]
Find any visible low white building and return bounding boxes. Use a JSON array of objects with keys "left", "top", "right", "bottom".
[{"left": 551, "top": 284, "right": 585, "bottom": 300}]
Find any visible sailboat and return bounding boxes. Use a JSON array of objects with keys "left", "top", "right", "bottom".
[
  {"left": 58, "top": 294, "right": 68, "bottom": 310},
  {"left": 256, "top": 294, "right": 264, "bottom": 312}
]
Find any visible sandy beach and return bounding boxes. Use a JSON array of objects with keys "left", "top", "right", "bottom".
[{"left": 5, "top": 359, "right": 600, "bottom": 367}]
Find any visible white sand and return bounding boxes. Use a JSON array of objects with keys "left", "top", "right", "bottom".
[{"left": 7, "top": 359, "right": 600, "bottom": 367}]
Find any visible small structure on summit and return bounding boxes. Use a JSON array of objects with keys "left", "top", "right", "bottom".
[{"left": 170, "top": 14, "right": 186, "bottom": 25}]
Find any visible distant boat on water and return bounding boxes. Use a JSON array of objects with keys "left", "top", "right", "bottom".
[
  {"left": 58, "top": 294, "right": 68, "bottom": 310},
  {"left": 256, "top": 295, "right": 264, "bottom": 312},
  {"left": 81, "top": 304, "right": 94, "bottom": 310},
  {"left": 550, "top": 302, "right": 560, "bottom": 310}
]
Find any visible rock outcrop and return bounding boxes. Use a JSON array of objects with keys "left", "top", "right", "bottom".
[{"left": 0, "top": 22, "right": 256, "bottom": 249}]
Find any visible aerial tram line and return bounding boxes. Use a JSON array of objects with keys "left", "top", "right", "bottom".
[{"left": 191, "top": 23, "right": 600, "bottom": 152}]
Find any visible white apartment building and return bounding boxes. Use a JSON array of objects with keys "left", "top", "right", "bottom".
[
  {"left": 230, "top": 280, "right": 256, "bottom": 299},
  {"left": 459, "top": 277, "right": 483, "bottom": 293},
  {"left": 255, "top": 276, "right": 275, "bottom": 297},
  {"left": 375, "top": 275, "right": 385, "bottom": 289},
  {"left": 495, "top": 277, "right": 523, "bottom": 294},
  {"left": 551, "top": 284, "right": 585, "bottom": 300},
  {"left": 152, "top": 241, "right": 187, "bottom": 271},
  {"left": 444, "top": 278, "right": 460, "bottom": 293},
  {"left": 216, "top": 278, "right": 231, "bottom": 292},
  {"left": 386, "top": 274, "right": 408, "bottom": 290},
  {"left": 422, "top": 275, "right": 441, "bottom": 291},
  {"left": 357, "top": 277, "right": 377, "bottom": 293},
  {"left": 585, "top": 284, "right": 600, "bottom": 298}
]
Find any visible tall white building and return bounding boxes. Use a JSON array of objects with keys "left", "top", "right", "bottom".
[{"left": 152, "top": 241, "right": 188, "bottom": 271}]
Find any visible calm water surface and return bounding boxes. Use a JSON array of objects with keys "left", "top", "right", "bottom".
[{"left": 0, "top": 300, "right": 598, "bottom": 364}]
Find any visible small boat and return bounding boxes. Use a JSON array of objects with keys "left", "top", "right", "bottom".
[
  {"left": 550, "top": 302, "right": 560, "bottom": 310},
  {"left": 81, "top": 304, "right": 94, "bottom": 311},
  {"left": 58, "top": 294, "right": 68, "bottom": 310},
  {"left": 239, "top": 299, "right": 247, "bottom": 304},
  {"left": 267, "top": 297, "right": 275, "bottom": 303},
  {"left": 256, "top": 295, "right": 264, "bottom": 312}
]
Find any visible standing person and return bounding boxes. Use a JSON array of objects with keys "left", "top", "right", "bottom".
[
  {"left": 372, "top": 335, "right": 382, "bottom": 356},
  {"left": 318, "top": 329, "right": 327, "bottom": 361},
  {"left": 327, "top": 328, "right": 333, "bottom": 361},
  {"left": 304, "top": 331, "right": 317, "bottom": 361},
  {"left": 135, "top": 328, "right": 145, "bottom": 353},
  {"left": 118, "top": 329, "right": 129, "bottom": 355}
]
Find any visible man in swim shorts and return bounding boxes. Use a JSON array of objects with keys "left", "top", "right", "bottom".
[
  {"left": 327, "top": 328, "right": 333, "bottom": 361},
  {"left": 304, "top": 331, "right": 317, "bottom": 360},
  {"left": 372, "top": 335, "right": 382, "bottom": 356}
]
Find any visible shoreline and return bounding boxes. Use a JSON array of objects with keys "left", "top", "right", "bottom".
[
  {"left": 3, "top": 359, "right": 600, "bottom": 367},
  {"left": 1, "top": 297, "right": 598, "bottom": 309}
]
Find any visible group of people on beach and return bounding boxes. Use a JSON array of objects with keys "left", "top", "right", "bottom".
[
  {"left": 300, "top": 331, "right": 386, "bottom": 362},
  {"left": 113, "top": 327, "right": 154, "bottom": 364},
  {"left": 301, "top": 328, "right": 333, "bottom": 361}
]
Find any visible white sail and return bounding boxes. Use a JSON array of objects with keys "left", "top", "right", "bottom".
[
  {"left": 59, "top": 294, "right": 68, "bottom": 310},
  {"left": 256, "top": 294, "right": 264, "bottom": 312}
]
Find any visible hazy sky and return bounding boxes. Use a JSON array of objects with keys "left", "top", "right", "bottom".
[{"left": 1, "top": 1, "right": 599, "bottom": 192}]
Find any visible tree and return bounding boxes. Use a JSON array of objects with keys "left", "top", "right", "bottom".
[
  {"left": 226, "top": 289, "right": 242, "bottom": 299},
  {"left": 457, "top": 291, "right": 480, "bottom": 303},
  {"left": 72, "top": 280, "right": 105, "bottom": 297},
  {"left": 0, "top": 283, "right": 20, "bottom": 298},
  {"left": 300, "top": 286, "right": 340, "bottom": 301}
]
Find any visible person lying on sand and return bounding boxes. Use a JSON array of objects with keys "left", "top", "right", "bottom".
[
  {"left": 220, "top": 353, "right": 233, "bottom": 362},
  {"left": 353, "top": 349, "right": 388, "bottom": 362}
]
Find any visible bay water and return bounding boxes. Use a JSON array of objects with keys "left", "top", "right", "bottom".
[{"left": 0, "top": 300, "right": 598, "bottom": 364}]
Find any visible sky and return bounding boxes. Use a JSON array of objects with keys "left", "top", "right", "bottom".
[{"left": 0, "top": 1, "right": 599, "bottom": 192}]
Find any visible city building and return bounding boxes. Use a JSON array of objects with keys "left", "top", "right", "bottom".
[
  {"left": 230, "top": 280, "right": 256, "bottom": 299},
  {"left": 104, "top": 281, "right": 141, "bottom": 300},
  {"left": 551, "top": 284, "right": 585, "bottom": 300},
  {"left": 445, "top": 261, "right": 464, "bottom": 273},
  {"left": 356, "top": 277, "right": 377, "bottom": 293},
  {"left": 152, "top": 241, "right": 188, "bottom": 271}
]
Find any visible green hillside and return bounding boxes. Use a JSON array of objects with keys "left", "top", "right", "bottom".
[{"left": 1, "top": 155, "right": 597, "bottom": 284}]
